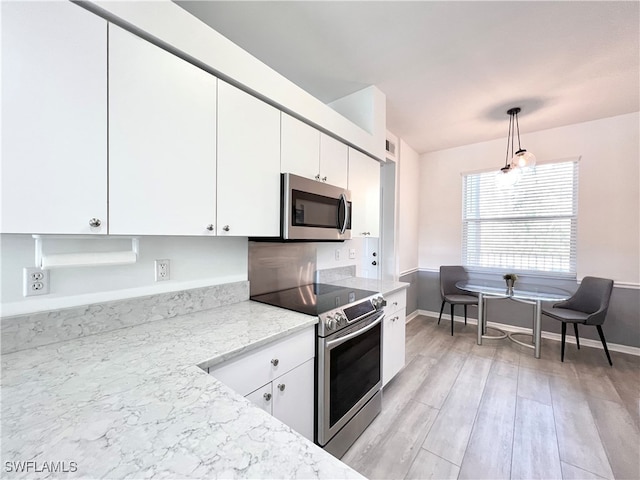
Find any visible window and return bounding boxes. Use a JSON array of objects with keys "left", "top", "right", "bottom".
[{"left": 462, "top": 160, "right": 578, "bottom": 276}]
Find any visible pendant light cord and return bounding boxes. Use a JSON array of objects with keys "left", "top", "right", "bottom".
[
  {"left": 514, "top": 109, "right": 522, "bottom": 151},
  {"left": 504, "top": 112, "right": 513, "bottom": 168}
]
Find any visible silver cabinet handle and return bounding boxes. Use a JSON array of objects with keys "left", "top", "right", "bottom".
[
  {"left": 89, "top": 218, "right": 101, "bottom": 228},
  {"left": 223, "top": 225, "right": 230, "bottom": 232},
  {"left": 360, "top": 232, "right": 370, "bottom": 236},
  {"left": 271, "top": 358, "right": 279, "bottom": 366},
  {"left": 322, "top": 176, "right": 327, "bottom": 182},
  {"left": 277, "top": 384, "right": 285, "bottom": 392},
  {"left": 206, "top": 224, "right": 214, "bottom": 231},
  {"left": 263, "top": 393, "right": 272, "bottom": 401}
]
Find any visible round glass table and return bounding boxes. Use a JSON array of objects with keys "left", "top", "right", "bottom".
[{"left": 455, "top": 281, "right": 571, "bottom": 358}]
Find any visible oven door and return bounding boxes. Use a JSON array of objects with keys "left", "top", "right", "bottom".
[
  {"left": 282, "top": 173, "right": 351, "bottom": 241},
  {"left": 317, "top": 311, "right": 383, "bottom": 446}
]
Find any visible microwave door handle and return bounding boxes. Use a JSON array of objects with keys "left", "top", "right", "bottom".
[
  {"left": 326, "top": 314, "right": 383, "bottom": 350},
  {"left": 339, "top": 193, "right": 348, "bottom": 234}
]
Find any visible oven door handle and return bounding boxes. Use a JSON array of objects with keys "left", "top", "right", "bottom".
[
  {"left": 326, "top": 314, "right": 384, "bottom": 349},
  {"left": 338, "top": 193, "right": 348, "bottom": 235}
]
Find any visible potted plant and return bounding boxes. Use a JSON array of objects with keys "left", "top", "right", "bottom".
[{"left": 503, "top": 273, "right": 518, "bottom": 292}]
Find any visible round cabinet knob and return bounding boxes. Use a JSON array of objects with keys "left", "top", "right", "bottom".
[
  {"left": 277, "top": 384, "right": 286, "bottom": 392},
  {"left": 315, "top": 174, "right": 321, "bottom": 180},
  {"left": 206, "top": 224, "right": 214, "bottom": 231},
  {"left": 271, "top": 358, "right": 279, "bottom": 366},
  {"left": 372, "top": 252, "right": 377, "bottom": 257},
  {"left": 372, "top": 261, "right": 377, "bottom": 266},
  {"left": 223, "top": 225, "right": 230, "bottom": 232},
  {"left": 89, "top": 218, "right": 101, "bottom": 228},
  {"left": 393, "top": 301, "right": 398, "bottom": 306},
  {"left": 263, "top": 393, "right": 272, "bottom": 401},
  {"left": 322, "top": 176, "right": 327, "bottom": 182}
]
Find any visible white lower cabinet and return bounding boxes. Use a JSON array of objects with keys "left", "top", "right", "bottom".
[
  {"left": 382, "top": 289, "right": 407, "bottom": 387},
  {"left": 209, "top": 327, "right": 315, "bottom": 440},
  {"left": 246, "top": 359, "right": 315, "bottom": 440}
]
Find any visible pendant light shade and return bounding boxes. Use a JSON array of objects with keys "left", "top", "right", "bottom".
[{"left": 496, "top": 107, "right": 536, "bottom": 187}]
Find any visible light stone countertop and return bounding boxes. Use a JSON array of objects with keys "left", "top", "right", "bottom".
[
  {"left": 1, "top": 301, "right": 364, "bottom": 479},
  {"left": 328, "top": 277, "right": 409, "bottom": 296}
]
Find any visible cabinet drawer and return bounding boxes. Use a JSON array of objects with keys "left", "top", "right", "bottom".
[
  {"left": 385, "top": 289, "right": 407, "bottom": 314},
  {"left": 210, "top": 327, "right": 314, "bottom": 396}
]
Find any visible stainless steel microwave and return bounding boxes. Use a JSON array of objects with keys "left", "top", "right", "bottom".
[{"left": 282, "top": 173, "right": 351, "bottom": 241}]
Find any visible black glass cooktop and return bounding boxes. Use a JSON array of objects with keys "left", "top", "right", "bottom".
[{"left": 251, "top": 283, "right": 377, "bottom": 316}]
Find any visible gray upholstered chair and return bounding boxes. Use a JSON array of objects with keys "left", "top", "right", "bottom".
[
  {"left": 542, "top": 276, "right": 614, "bottom": 366},
  {"left": 438, "top": 266, "right": 478, "bottom": 336}
]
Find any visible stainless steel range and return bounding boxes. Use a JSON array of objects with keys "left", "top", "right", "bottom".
[{"left": 251, "top": 282, "right": 386, "bottom": 458}]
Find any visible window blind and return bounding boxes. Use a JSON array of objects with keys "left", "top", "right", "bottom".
[{"left": 462, "top": 160, "right": 578, "bottom": 275}]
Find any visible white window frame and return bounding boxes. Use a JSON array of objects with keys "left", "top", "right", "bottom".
[{"left": 462, "top": 158, "right": 579, "bottom": 278}]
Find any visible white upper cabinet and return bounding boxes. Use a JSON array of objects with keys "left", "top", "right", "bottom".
[
  {"left": 281, "top": 114, "right": 348, "bottom": 189},
  {"left": 1, "top": 2, "right": 108, "bottom": 234},
  {"left": 108, "top": 25, "right": 217, "bottom": 236},
  {"left": 281, "top": 113, "right": 320, "bottom": 181},
  {"left": 217, "top": 81, "right": 281, "bottom": 237},
  {"left": 320, "top": 134, "right": 348, "bottom": 189},
  {"left": 348, "top": 148, "right": 381, "bottom": 237}
]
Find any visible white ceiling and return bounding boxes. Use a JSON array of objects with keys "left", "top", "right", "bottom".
[{"left": 176, "top": 1, "right": 639, "bottom": 154}]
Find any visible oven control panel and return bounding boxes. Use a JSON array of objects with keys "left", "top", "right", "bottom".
[{"left": 318, "top": 294, "right": 384, "bottom": 336}]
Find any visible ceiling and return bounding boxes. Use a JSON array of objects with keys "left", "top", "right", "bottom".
[{"left": 176, "top": 1, "right": 639, "bottom": 154}]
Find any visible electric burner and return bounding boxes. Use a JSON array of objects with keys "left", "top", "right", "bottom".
[{"left": 250, "top": 283, "right": 378, "bottom": 317}]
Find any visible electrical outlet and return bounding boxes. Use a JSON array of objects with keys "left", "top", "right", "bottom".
[
  {"left": 23, "top": 267, "right": 50, "bottom": 297},
  {"left": 335, "top": 249, "right": 341, "bottom": 261},
  {"left": 349, "top": 249, "right": 356, "bottom": 259},
  {"left": 155, "top": 259, "right": 170, "bottom": 281}
]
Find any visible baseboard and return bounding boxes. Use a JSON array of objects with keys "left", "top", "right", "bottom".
[{"left": 411, "top": 309, "right": 640, "bottom": 357}]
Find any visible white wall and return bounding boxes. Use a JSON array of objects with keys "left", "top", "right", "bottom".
[
  {"left": 0, "top": 235, "right": 248, "bottom": 315},
  {"left": 418, "top": 112, "right": 640, "bottom": 285},
  {"left": 398, "top": 139, "right": 420, "bottom": 274}
]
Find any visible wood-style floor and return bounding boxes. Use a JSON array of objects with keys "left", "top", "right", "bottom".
[{"left": 342, "top": 315, "right": 640, "bottom": 480}]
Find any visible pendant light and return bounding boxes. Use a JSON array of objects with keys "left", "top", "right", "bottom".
[
  {"left": 496, "top": 107, "right": 536, "bottom": 188},
  {"left": 496, "top": 107, "right": 522, "bottom": 188},
  {"left": 509, "top": 107, "right": 536, "bottom": 169}
]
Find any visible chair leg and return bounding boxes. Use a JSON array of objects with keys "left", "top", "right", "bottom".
[
  {"left": 573, "top": 323, "right": 580, "bottom": 350},
  {"left": 464, "top": 304, "right": 467, "bottom": 325},
  {"left": 596, "top": 325, "right": 613, "bottom": 367},
  {"left": 438, "top": 301, "right": 445, "bottom": 325},
  {"left": 450, "top": 304, "right": 455, "bottom": 336},
  {"left": 561, "top": 322, "right": 567, "bottom": 362}
]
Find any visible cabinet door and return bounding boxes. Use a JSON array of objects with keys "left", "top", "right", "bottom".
[
  {"left": 246, "top": 383, "right": 273, "bottom": 415},
  {"left": 348, "top": 148, "right": 381, "bottom": 237},
  {"left": 272, "top": 358, "right": 315, "bottom": 441},
  {"left": 320, "top": 134, "right": 348, "bottom": 189},
  {"left": 281, "top": 113, "right": 320, "bottom": 181},
  {"left": 217, "top": 81, "right": 280, "bottom": 237},
  {"left": 382, "top": 309, "right": 406, "bottom": 387},
  {"left": 1, "top": 1, "right": 107, "bottom": 234},
  {"left": 109, "top": 25, "right": 217, "bottom": 236}
]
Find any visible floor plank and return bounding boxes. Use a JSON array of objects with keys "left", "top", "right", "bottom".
[
  {"left": 347, "top": 400, "right": 438, "bottom": 479},
  {"left": 561, "top": 461, "right": 608, "bottom": 480},
  {"left": 550, "top": 376, "right": 615, "bottom": 479},
  {"left": 405, "top": 448, "right": 460, "bottom": 480},
  {"left": 421, "top": 354, "right": 492, "bottom": 465},
  {"left": 588, "top": 396, "right": 640, "bottom": 480},
  {"left": 458, "top": 363, "right": 517, "bottom": 479},
  {"left": 511, "top": 396, "right": 563, "bottom": 479}
]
